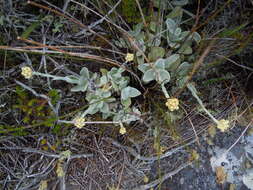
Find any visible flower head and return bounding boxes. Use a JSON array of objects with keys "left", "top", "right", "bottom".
[
  {"left": 216, "top": 119, "right": 229, "bottom": 132},
  {"left": 73, "top": 117, "right": 85, "bottom": 128},
  {"left": 21, "top": 66, "right": 33, "bottom": 79},
  {"left": 125, "top": 53, "right": 134, "bottom": 62},
  {"left": 119, "top": 125, "right": 126, "bottom": 135},
  {"left": 165, "top": 98, "right": 179, "bottom": 111}
]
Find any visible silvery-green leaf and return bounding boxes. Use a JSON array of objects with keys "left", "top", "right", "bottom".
[
  {"left": 101, "top": 103, "right": 109, "bottom": 113},
  {"left": 113, "top": 110, "right": 124, "bottom": 122},
  {"left": 136, "top": 51, "right": 142, "bottom": 57},
  {"left": 168, "top": 41, "right": 180, "bottom": 49},
  {"left": 138, "top": 63, "right": 150, "bottom": 73},
  {"left": 129, "top": 23, "right": 143, "bottom": 37},
  {"left": 164, "top": 54, "right": 180, "bottom": 69},
  {"left": 121, "top": 87, "right": 141, "bottom": 100},
  {"left": 157, "top": 69, "right": 170, "bottom": 83},
  {"left": 86, "top": 103, "right": 99, "bottom": 114},
  {"left": 193, "top": 32, "right": 201, "bottom": 43},
  {"left": 180, "top": 31, "right": 190, "bottom": 40},
  {"left": 138, "top": 39, "right": 146, "bottom": 51},
  {"left": 71, "top": 85, "right": 83, "bottom": 92},
  {"left": 118, "top": 79, "right": 128, "bottom": 90},
  {"left": 97, "top": 101, "right": 104, "bottom": 109},
  {"left": 182, "top": 46, "right": 192, "bottom": 55},
  {"left": 91, "top": 73, "right": 97, "bottom": 80},
  {"left": 100, "top": 75, "right": 108, "bottom": 85},
  {"left": 111, "top": 81, "right": 118, "bottom": 91},
  {"left": 147, "top": 33, "right": 155, "bottom": 47},
  {"left": 79, "top": 75, "right": 88, "bottom": 85},
  {"left": 178, "top": 45, "right": 192, "bottom": 55},
  {"left": 175, "top": 28, "right": 182, "bottom": 36},
  {"left": 80, "top": 67, "right": 89, "bottom": 78},
  {"left": 133, "top": 23, "right": 143, "bottom": 34},
  {"left": 177, "top": 62, "right": 191, "bottom": 76},
  {"left": 71, "top": 81, "right": 88, "bottom": 92},
  {"left": 137, "top": 55, "right": 144, "bottom": 65},
  {"left": 171, "top": 0, "right": 188, "bottom": 6},
  {"left": 166, "top": 18, "right": 177, "bottom": 33},
  {"left": 102, "top": 112, "right": 112, "bottom": 119},
  {"left": 101, "top": 90, "right": 111, "bottom": 98},
  {"left": 136, "top": 32, "right": 145, "bottom": 42},
  {"left": 62, "top": 76, "right": 79, "bottom": 84},
  {"left": 143, "top": 69, "right": 156, "bottom": 83},
  {"left": 117, "top": 67, "right": 125, "bottom": 73},
  {"left": 176, "top": 76, "right": 188, "bottom": 88},
  {"left": 168, "top": 31, "right": 181, "bottom": 42},
  {"left": 154, "top": 59, "right": 165, "bottom": 69},
  {"left": 148, "top": 47, "right": 165, "bottom": 61},
  {"left": 167, "top": 6, "right": 183, "bottom": 23},
  {"left": 85, "top": 93, "right": 95, "bottom": 101},
  {"left": 149, "top": 21, "right": 157, "bottom": 32},
  {"left": 122, "top": 98, "right": 131, "bottom": 108}
]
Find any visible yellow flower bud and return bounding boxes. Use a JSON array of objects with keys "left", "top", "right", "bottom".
[
  {"left": 73, "top": 117, "right": 85, "bottom": 128},
  {"left": 216, "top": 119, "right": 229, "bottom": 132},
  {"left": 119, "top": 126, "right": 126, "bottom": 134},
  {"left": 165, "top": 98, "right": 179, "bottom": 111},
  {"left": 21, "top": 66, "right": 33, "bottom": 79},
  {"left": 125, "top": 53, "right": 134, "bottom": 62}
]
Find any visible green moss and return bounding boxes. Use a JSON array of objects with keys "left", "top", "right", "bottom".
[
  {"left": 13, "top": 86, "right": 54, "bottom": 125},
  {"left": 121, "top": 0, "right": 142, "bottom": 24}
]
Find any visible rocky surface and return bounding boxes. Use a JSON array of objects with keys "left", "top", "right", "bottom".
[{"left": 148, "top": 125, "right": 253, "bottom": 190}]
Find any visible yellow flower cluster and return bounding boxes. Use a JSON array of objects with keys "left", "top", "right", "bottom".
[
  {"left": 165, "top": 98, "right": 179, "bottom": 111},
  {"left": 21, "top": 67, "right": 33, "bottom": 79},
  {"left": 119, "top": 125, "right": 126, "bottom": 134},
  {"left": 216, "top": 119, "right": 229, "bottom": 132},
  {"left": 125, "top": 53, "right": 134, "bottom": 62},
  {"left": 73, "top": 117, "right": 85, "bottom": 128}
]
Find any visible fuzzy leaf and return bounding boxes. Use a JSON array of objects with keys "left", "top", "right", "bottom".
[
  {"left": 176, "top": 62, "right": 191, "bottom": 76},
  {"left": 121, "top": 87, "right": 141, "bottom": 100},
  {"left": 149, "top": 21, "right": 157, "bottom": 32},
  {"left": 71, "top": 81, "right": 88, "bottom": 92},
  {"left": 176, "top": 76, "right": 188, "bottom": 88},
  {"left": 122, "top": 98, "right": 131, "bottom": 108},
  {"left": 164, "top": 54, "right": 180, "bottom": 69},
  {"left": 63, "top": 76, "right": 79, "bottom": 84},
  {"left": 166, "top": 18, "right": 177, "bottom": 33},
  {"left": 138, "top": 63, "right": 150, "bottom": 73},
  {"left": 175, "top": 28, "right": 182, "bottom": 36},
  {"left": 101, "top": 103, "right": 109, "bottom": 113},
  {"left": 178, "top": 45, "right": 192, "bottom": 55},
  {"left": 143, "top": 69, "right": 156, "bottom": 83},
  {"left": 192, "top": 32, "right": 201, "bottom": 43},
  {"left": 167, "top": 6, "right": 183, "bottom": 23},
  {"left": 80, "top": 67, "right": 89, "bottom": 78},
  {"left": 157, "top": 69, "right": 170, "bottom": 83},
  {"left": 148, "top": 47, "right": 165, "bottom": 61},
  {"left": 154, "top": 59, "right": 165, "bottom": 69},
  {"left": 100, "top": 75, "right": 108, "bottom": 85},
  {"left": 136, "top": 54, "right": 144, "bottom": 65}
]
